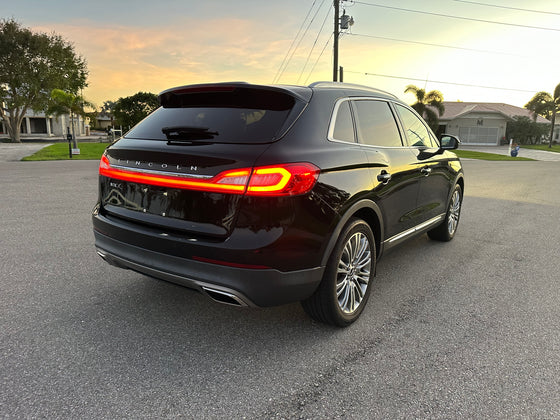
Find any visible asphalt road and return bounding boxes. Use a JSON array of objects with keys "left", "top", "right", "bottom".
[{"left": 1, "top": 160, "right": 559, "bottom": 419}]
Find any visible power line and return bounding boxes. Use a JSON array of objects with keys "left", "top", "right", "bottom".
[
  {"left": 273, "top": 0, "right": 326, "bottom": 84},
  {"left": 304, "top": 33, "right": 334, "bottom": 85},
  {"left": 450, "top": 0, "right": 560, "bottom": 16},
  {"left": 345, "top": 70, "right": 538, "bottom": 93},
  {"left": 353, "top": 1, "right": 560, "bottom": 32},
  {"left": 297, "top": 4, "right": 332, "bottom": 84},
  {"left": 272, "top": 1, "right": 316, "bottom": 84},
  {"left": 348, "top": 32, "right": 525, "bottom": 57}
]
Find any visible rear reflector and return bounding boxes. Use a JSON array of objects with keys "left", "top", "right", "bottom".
[{"left": 99, "top": 155, "right": 319, "bottom": 196}]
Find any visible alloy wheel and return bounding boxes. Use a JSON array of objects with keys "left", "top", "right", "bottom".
[
  {"left": 447, "top": 189, "right": 461, "bottom": 236},
  {"left": 336, "top": 232, "right": 372, "bottom": 314}
]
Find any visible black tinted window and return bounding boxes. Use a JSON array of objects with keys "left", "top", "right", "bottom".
[
  {"left": 353, "top": 100, "right": 402, "bottom": 147},
  {"left": 125, "top": 88, "right": 295, "bottom": 144},
  {"left": 395, "top": 104, "right": 436, "bottom": 148},
  {"left": 332, "top": 100, "right": 355, "bottom": 143}
]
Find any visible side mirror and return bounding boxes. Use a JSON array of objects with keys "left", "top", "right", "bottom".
[{"left": 440, "top": 134, "right": 460, "bottom": 150}]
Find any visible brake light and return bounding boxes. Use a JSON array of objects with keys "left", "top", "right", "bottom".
[
  {"left": 246, "top": 163, "right": 319, "bottom": 196},
  {"left": 99, "top": 155, "right": 319, "bottom": 196}
]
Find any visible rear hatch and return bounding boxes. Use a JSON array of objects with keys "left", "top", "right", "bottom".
[{"left": 98, "top": 83, "right": 310, "bottom": 239}]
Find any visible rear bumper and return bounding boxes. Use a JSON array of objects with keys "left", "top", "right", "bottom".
[{"left": 93, "top": 229, "right": 324, "bottom": 307}]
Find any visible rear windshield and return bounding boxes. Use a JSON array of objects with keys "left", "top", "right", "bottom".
[{"left": 125, "top": 87, "right": 296, "bottom": 144}]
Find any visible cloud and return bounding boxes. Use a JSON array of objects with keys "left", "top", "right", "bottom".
[{"left": 33, "top": 17, "right": 301, "bottom": 106}]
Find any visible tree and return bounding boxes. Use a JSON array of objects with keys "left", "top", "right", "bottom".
[
  {"left": 112, "top": 92, "right": 159, "bottom": 129},
  {"left": 101, "top": 100, "right": 116, "bottom": 114},
  {"left": 47, "top": 89, "right": 94, "bottom": 147},
  {"left": 506, "top": 116, "right": 549, "bottom": 145},
  {"left": 0, "top": 19, "right": 88, "bottom": 142},
  {"left": 404, "top": 85, "right": 445, "bottom": 132},
  {"left": 525, "top": 83, "right": 560, "bottom": 148}
]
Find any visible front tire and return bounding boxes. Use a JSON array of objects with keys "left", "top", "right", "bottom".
[
  {"left": 428, "top": 184, "right": 462, "bottom": 242},
  {"left": 302, "top": 218, "right": 376, "bottom": 327}
]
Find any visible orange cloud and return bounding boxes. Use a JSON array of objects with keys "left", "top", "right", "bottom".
[{"left": 33, "top": 18, "right": 307, "bottom": 107}]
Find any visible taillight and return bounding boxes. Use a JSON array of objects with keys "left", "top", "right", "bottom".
[
  {"left": 246, "top": 163, "right": 319, "bottom": 196},
  {"left": 99, "top": 155, "right": 319, "bottom": 196}
]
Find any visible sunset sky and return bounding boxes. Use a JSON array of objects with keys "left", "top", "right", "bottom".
[{"left": 2, "top": 0, "right": 559, "bottom": 108}]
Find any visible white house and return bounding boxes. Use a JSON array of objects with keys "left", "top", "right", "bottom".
[
  {"left": 437, "top": 102, "right": 549, "bottom": 146},
  {"left": 0, "top": 109, "right": 87, "bottom": 139}
]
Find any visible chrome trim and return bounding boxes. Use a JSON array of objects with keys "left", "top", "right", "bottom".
[
  {"left": 327, "top": 98, "right": 353, "bottom": 143},
  {"left": 327, "top": 97, "right": 408, "bottom": 148},
  {"left": 201, "top": 287, "right": 248, "bottom": 307},
  {"left": 385, "top": 214, "right": 445, "bottom": 244},
  {"left": 111, "top": 164, "right": 213, "bottom": 179}
]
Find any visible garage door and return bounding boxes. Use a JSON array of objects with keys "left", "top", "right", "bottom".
[{"left": 458, "top": 127, "right": 499, "bottom": 145}]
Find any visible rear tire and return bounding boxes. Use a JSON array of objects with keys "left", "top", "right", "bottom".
[
  {"left": 428, "top": 184, "right": 462, "bottom": 242},
  {"left": 302, "top": 218, "right": 376, "bottom": 327}
]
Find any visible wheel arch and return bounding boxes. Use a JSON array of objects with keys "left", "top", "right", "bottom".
[
  {"left": 450, "top": 174, "right": 465, "bottom": 206},
  {"left": 321, "top": 200, "right": 384, "bottom": 267},
  {"left": 456, "top": 174, "right": 465, "bottom": 195}
]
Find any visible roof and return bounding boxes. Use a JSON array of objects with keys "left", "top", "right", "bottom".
[
  {"left": 308, "top": 81, "right": 398, "bottom": 99},
  {"left": 438, "top": 102, "right": 549, "bottom": 123}
]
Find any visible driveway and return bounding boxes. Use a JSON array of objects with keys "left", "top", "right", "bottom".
[{"left": 0, "top": 142, "right": 52, "bottom": 161}]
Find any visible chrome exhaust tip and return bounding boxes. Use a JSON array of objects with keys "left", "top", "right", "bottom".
[
  {"left": 96, "top": 249, "right": 108, "bottom": 261},
  {"left": 201, "top": 287, "right": 248, "bottom": 307}
]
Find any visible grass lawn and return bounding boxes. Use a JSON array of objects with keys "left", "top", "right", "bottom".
[
  {"left": 22, "top": 142, "right": 536, "bottom": 162},
  {"left": 22, "top": 142, "right": 108, "bottom": 161},
  {"left": 454, "top": 150, "right": 534, "bottom": 161},
  {"left": 519, "top": 144, "right": 560, "bottom": 153}
]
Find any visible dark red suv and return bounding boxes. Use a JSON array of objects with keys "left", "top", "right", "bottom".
[{"left": 93, "top": 82, "right": 463, "bottom": 326}]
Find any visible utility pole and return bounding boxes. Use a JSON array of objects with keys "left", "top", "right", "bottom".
[
  {"left": 333, "top": 1, "right": 354, "bottom": 82},
  {"left": 333, "top": 0, "right": 340, "bottom": 82}
]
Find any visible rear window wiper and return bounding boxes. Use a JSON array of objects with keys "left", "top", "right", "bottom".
[{"left": 162, "top": 126, "right": 219, "bottom": 142}]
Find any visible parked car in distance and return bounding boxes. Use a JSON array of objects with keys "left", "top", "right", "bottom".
[{"left": 92, "top": 81, "right": 463, "bottom": 326}]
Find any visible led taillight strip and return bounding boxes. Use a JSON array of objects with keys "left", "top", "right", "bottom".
[
  {"left": 99, "top": 155, "right": 248, "bottom": 194},
  {"left": 99, "top": 154, "right": 319, "bottom": 196}
]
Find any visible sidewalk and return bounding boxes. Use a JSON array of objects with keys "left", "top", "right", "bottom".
[{"left": 460, "top": 145, "right": 560, "bottom": 162}]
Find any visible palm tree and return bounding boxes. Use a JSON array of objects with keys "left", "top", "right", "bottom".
[
  {"left": 48, "top": 89, "right": 94, "bottom": 147},
  {"left": 525, "top": 83, "right": 560, "bottom": 148},
  {"left": 404, "top": 85, "right": 445, "bottom": 132}
]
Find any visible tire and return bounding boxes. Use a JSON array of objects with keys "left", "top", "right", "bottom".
[
  {"left": 302, "top": 218, "right": 376, "bottom": 327},
  {"left": 427, "top": 184, "right": 462, "bottom": 242}
]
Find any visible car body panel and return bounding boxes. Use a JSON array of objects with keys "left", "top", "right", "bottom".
[{"left": 92, "top": 82, "right": 463, "bottom": 309}]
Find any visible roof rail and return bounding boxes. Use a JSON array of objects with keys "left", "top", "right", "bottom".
[{"left": 308, "top": 81, "right": 397, "bottom": 98}]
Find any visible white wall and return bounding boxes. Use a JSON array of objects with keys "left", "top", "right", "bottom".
[{"left": 442, "top": 113, "right": 507, "bottom": 145}]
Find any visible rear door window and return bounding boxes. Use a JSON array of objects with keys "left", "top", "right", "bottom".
[{"left": 352, "top": 100, "right": 403, "bottom": 147}]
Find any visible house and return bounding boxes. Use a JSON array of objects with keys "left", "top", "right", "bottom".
[
  {"left": 0, "top": 109, "right": 87, "bottom": 139},
  {"left": 436, "top": 102, "right": 549, "bottom": 146},
  {"left": 95, "top": 112, "right": 113, "bottom": 130}
]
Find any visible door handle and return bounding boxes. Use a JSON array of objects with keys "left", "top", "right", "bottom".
[
  {"left": 377, "top": 171, "right": 392, "bottom": 184},
  {"left": 421, "top": 166, "right": 432, "bottom": 176}
]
